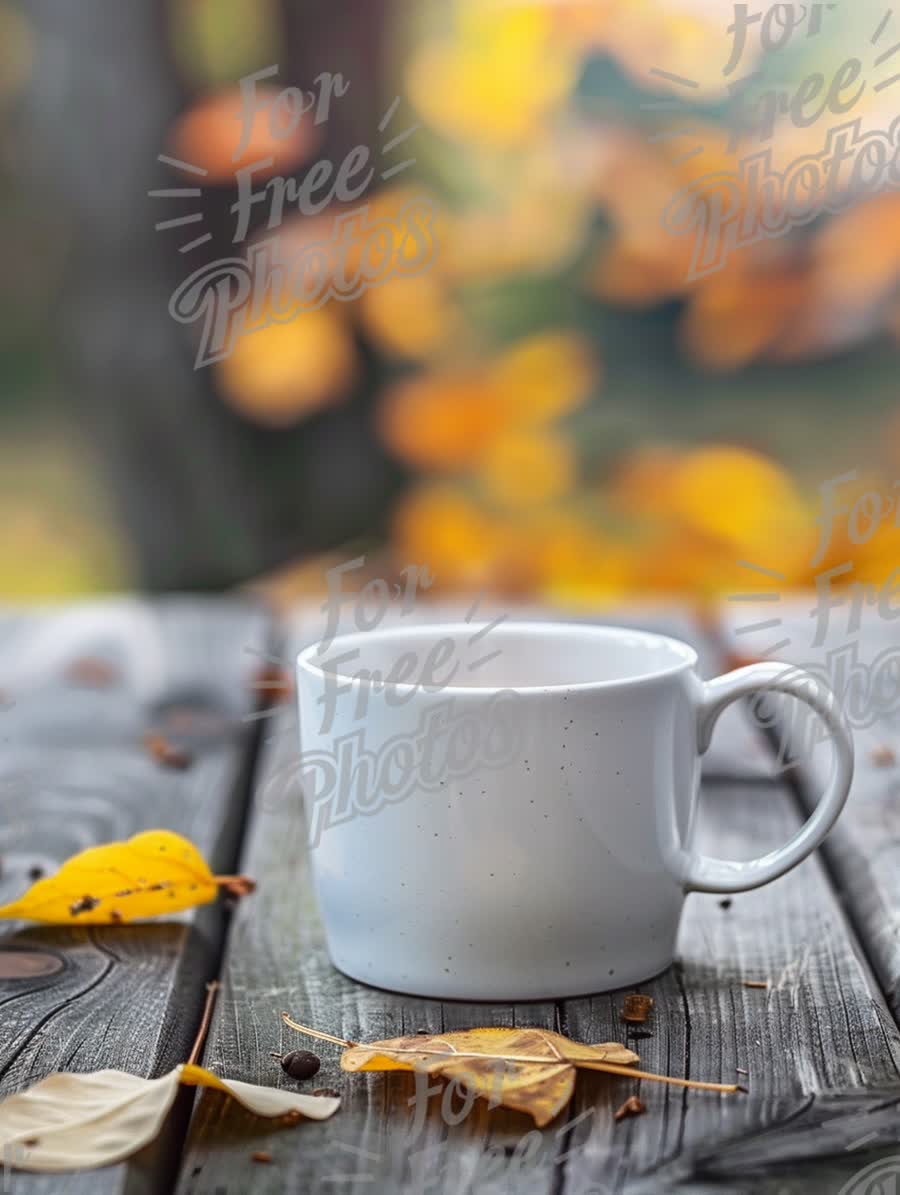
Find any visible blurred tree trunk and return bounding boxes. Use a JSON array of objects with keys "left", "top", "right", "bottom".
[{"left": 21, "top": 0, "right": 398, "bottom": 591}]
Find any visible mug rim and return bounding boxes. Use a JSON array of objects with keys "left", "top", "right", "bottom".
[{"left": 297, "top": 620, "right": 699, "bottom": 695}]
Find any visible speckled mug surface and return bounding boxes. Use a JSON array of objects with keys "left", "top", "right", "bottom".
[{"left": 297, "top": 622, "right": 853, "bottom": 1000}]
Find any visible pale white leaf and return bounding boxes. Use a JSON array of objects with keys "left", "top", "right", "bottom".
[{"left": 0, "top": 1063, "right": 341, "bottom": 1173}]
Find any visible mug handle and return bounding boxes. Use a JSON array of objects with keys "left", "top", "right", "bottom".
[{"left": 674, "top": 662, "right": 854, "bottom": 894}]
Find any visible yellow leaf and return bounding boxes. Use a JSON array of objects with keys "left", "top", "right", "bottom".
[
  {"left": 217, "top": 308, "right": 356, "bottom": 427},
  {"left": 478, "top": 428, "right": 576, "bottom": 509},
  {"left": 391, "top": 484, "right": 502, "bottom": 590},
  {"left": 0, "top": 1065, "right": 339, "bottom": 1173},
  {"left": 377, "top": 374, "right": 512, "bottom": 472},
  {"left": 284, "top": 1017, "right": 743, "bottom": 1127},
  {"left": 357, "top": 272, "right": 460, "bottom": 361},
  {"left": 489, "top": 332, "right": 598, "bottom": 425},
  {"left": 406, "top": 5, "right": 575, "bottom": 149},
  {"left": 0, "top": 830, "right": 253, "bottom": 925},
  {"left": 668, "top": 446, "right": 815, "bottom": 566},
  {"left": 345, "top": 1027, "right": 639, "bottom": 1127}
]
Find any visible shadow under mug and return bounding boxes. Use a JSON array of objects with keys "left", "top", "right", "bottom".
[{"left": 296, "top": 622, "right": 854, "bottom": 1001}]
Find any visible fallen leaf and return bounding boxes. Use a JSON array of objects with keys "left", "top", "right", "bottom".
[
  {"left": 614, "top": 1095, "right": 646, "bottom": 1122},
  {"left": 283, "top": 1016, "right": 741, "bottom": 1128},
  {"left": 0, "top": 830, "right": 255, "bottom": 925},
  {"left": 0, "top": 1064, "right": 339, "bottom": 1173}
]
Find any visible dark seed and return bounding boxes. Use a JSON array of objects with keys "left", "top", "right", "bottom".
[
  {"left": 621, "top": 993, "right": 654, "bottom": 1024},
  {"left": 279, "top": 1050, "right": 321, "bottom": 1080},
  {"left": 28, "top": 866, "right": 43, "bottom": 881},
  {"left": 719, "top": 898, "right": 733, "bottom": 909}
]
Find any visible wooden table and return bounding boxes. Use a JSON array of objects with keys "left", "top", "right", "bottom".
[{"left": 0, "top": 597, "right": 899, "bottom": 1194}]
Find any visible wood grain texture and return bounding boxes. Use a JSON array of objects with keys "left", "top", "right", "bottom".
[
  {"left": 0, "top": 598, "right": 270, "bottom": 1194},
  {"left": 177, "top": 604, "right": 900, "bottom": 1194},
  {"left": 720, "top": 601, "right": 900, "bottom": 1025}
]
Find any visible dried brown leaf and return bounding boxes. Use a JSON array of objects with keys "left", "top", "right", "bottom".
[{"left": 282, "top": 1016, "right": 742, "bottom": 1128}]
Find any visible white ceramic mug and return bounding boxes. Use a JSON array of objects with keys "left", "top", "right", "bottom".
[{"left": 296, "top": 622, "right": 854, "bottom": 1000}]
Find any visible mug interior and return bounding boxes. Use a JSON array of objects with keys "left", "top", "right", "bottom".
[{"left": 299, "top": 622, "right": 697, "bottom": 692}]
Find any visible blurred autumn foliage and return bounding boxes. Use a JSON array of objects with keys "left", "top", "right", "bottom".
[{"left": 1, "top": 0, "right": 899, "bottom": 601}]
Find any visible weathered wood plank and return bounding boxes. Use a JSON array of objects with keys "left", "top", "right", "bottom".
[
  {"left": 0, "top": 598, "right": 270, "bottom": 1194},
  {"left": 177, "top": 603, "right": 900, "bottom": 1194},
  {"left": 720, "top": 600, "right": 900, "bottom": 1025},
  {"left": 560, "top": 775, "right": 900, "bottom": 1192},
  {"left": 175, "top": 645, "right": 561, "bottom": 1193}
]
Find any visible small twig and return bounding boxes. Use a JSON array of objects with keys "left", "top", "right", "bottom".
[
  {"left": 614, "top": 1095, "right": 646, "bottom": 1121},
  {"left": 585, "top": 1061, "right": 743, "bottom": 1093},
  {"left": 281, "top": 1013, "right": 357, "bottom": 1049},
  {"left": 188, "top": 981, "right": 220, "bottom": 1067}
]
